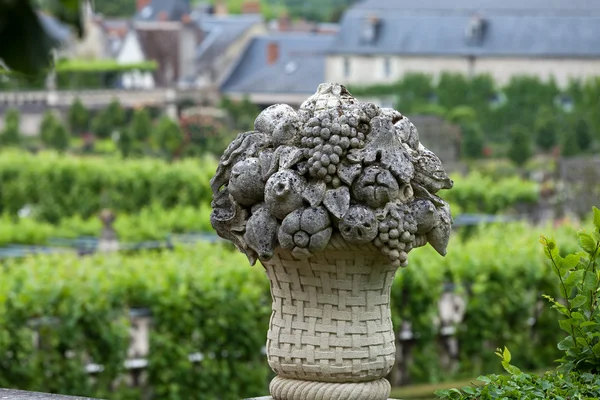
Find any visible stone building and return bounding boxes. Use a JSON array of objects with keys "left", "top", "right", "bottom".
[{"left": 326, "top": 0, "right": 600, "bottom": 87}]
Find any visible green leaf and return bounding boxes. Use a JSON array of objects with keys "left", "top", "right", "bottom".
[
  {"left": 503, "top": 346, "right": 512, "bottom": 363},
  {"left": 563, "top": 270, "right": 584, "bottom": 295},
  {"left": 578, "top": 232, "right": 598, "bottom": 255},
  {"left": 570, "top": 294, "right": 588, "bottom": 308},
  {"left": 558, "top": 318, "right": 575, "bottom": 333},
  {"left": 592, "top": 341, "right": 600, "bottom": 355},
  {"left": 580, "top": 321, "right": 597, "bottom": 328},
  {"left": 562, "top": 254, "right": 582, "bottom": 270},
  {"left": 593, "top": 206, "right": 600, "bottom": 230},
  {"left": 571, "top": 311, "right": 585, "bottom": 320},
  {"left": 558, "top": 336, "right": 575, "bottom": 351}
]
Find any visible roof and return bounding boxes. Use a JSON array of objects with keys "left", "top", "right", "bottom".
[
  {"left": 220, "top": 33, "right": 335, "bottom": 95},
  {"left": 135, "top": 0, "right": 190, "bottom": 21},
  {"left": 353, "top": 0, "right": 600, "bottom": 16},
  {"left": 37, "top": 12, "right": 71, "bottom": 43},
  {"left": 331, "top": 0, "right": 600, "bottom": 57},
  {"left": 193, "top": 14, "right": 263, "bottom": 68}
]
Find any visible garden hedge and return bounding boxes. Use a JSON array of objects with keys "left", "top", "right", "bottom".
[
  {"left": 0, "top": 150, "right": 217, "bottom": 223},
  {"left": 0, "top": 221, "right": 584, "bottom": 398}
]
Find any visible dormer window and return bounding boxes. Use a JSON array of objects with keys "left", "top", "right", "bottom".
[
  {"left": 361, "top": 14, "right": 381, "bottom": 45},
  {"left": 465, "top": 13, "right": 487, "bottom": 45}
]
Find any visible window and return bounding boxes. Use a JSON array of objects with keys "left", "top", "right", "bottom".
[
  {"left": 343, "top": 57, "right": 351, "bottom": 78},
  {"left": 383, "top": 57, "right": 391, "bottom": 78}
]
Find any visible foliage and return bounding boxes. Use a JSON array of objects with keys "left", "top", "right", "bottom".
[
  {"left": 460, "top": 123, "right": 485, "bottom": 159},
  {"left": 0, "top": 150, "right": 216, "bottom": 223},
  {"left": 435, "top": 348, "right": 600, "bottom": 399},
  {"left": 92, "top": 0, "right": 135, "bottom": 17},
  {"left": 534, "top": 107, "right": 558, "bottom": 151},
  {"left": 561, "top": 132, "right": 581, "bottom": 158},
  {"left": 0, "top": 243, "right": 271, "bottom": 399},
  {"left": 130, "top": 108, "right": 152, "bottom": 143},
  {"left": 67, "top": 98, "right": 90, "bottom": 135},
  {"left": 91, "top": 111, "right": 113, "bottom": 139},
  {"left": 152, "top": 116, "right": 185, "bottom": 159},
  {"left": 219, "top": 96, "right": 260, "bottom": 131},
  {"left": 0, "top": 108, "right": 21, "bottom": 146},
  {"left": 507, "top": 125, "right": 533, "bottom": 167},
  {"left": 0, "top": 203, "right": 214, "bottom": 246},
  {"left": 55, "top": 59, "right": 158, "bottom": 73},
  {"left": 574, "top": 117, "right": 592, "bottom": 152},
  {"left": 117, "top": 127, "right": 134, "bottom": 158},
  {"left": 541, "top": 208, "right": 600, "bottom": 373},
  {"left": 441, "top": 171, "right": 538, "bottom": 214},
  {"left": 41, "top": 116, "right": 70, "bottom": 152},
  {"left": 435, "top": 207, "right": 600, "bottom": 399}
]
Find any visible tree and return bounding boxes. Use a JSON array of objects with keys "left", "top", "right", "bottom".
[
  {"left": 105, "top": 99, "right": 126, "bottom": 131},
  {"left": 152, "top": 116, "right": 184, "bottom": 159},
  {"left": 507, "top": 125, "right": 533, "bottom": 167},
  {"left": 1, "top": 108, "right": 21, "bottom": 146},
  {"left": 40, "top": 111, "right": 70, "bottom": 152},
  {"left": 0, "top": 0, "right": 82, "bottom": 75},
  {"left": 117, "top": 128, "right": 134, "bottom": 158},
  {"left": 562, "top": 132, "right": 581, "bottom": 158},
  {"left": 461, "top": 123, "right": 485, "bottom": 159},
  {"left": 534, "top": 108, "right": 558, "bottom": 151},
  {"left": 95, "top": 1, "right": 135, "bottom": 17},
  {"left": 91, "top": 111, "right": 112, "bottom": 139},
  {"left": 68, "top": 98, "right": 90, "bottom": 134},
  {"left": 574, "top": 117, "right": 592, "bottom": 152},
  {"left": 130, "top": 108, "right": 152, "bottom": 142}
]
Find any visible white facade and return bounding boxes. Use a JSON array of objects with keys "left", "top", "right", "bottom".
[{"left": 116, "top": 30, "right": 155, "bottom": 89}]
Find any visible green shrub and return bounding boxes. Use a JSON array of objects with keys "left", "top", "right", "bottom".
[
  {"left": 507, "top": 125, "right": 533, "bottom": 167},
  {"left": 534, "top": 107, "right": 558, "bottom": 151},
  {"left": 0, "top": 150, "right": 216, "bottom": 223},
  {"left": 130, "top": 108, "right": 152, "bottom": 143},
  {"left": 460, "top": 123, "right": 485, "bottom": 160},
  {"left": 441, "top": 172, "right": 538, "bottom": 214},
  {"left": 435, "top": 207, "right": 600, "bottom": 399},
  {"left": 1, "top": 108, "right": 21, "bottom": 146},
  {"left": 152, "top": 116, "right": 185, "bottom": 159},
  {"left": 0, "top": 243, "right": 271, "bottom": 399},
  {"left": 67, "top": 98, "right": 90, "bottom": 135},
  {"left": 41, "top": 116, "right": 70, "bottom": 153}
]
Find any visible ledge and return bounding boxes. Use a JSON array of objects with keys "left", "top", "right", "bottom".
[{"left": 0, "top": 389, "right": 98, "bottom": 399}]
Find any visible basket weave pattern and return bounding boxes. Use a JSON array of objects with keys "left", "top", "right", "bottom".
[{"left": 263, "top": 236, "right": 399, "bottom": 383}]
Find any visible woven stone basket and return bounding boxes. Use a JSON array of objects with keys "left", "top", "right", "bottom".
[{"left": 261, "top": 235, "right": 398, "bottom": 400}]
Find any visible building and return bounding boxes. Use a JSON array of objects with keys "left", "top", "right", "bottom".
[
  {"left": 326, "top": 0, "right": 600, "bottom": 87},
  {"left": 220, "top": 33, "right": 335, "bottom": 108}
]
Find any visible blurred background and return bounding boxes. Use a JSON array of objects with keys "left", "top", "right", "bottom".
[{"left": 0, "top": 0, "right": 598, "bottom": 399}]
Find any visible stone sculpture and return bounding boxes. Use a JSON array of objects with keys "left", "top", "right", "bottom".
[{"left": 211, "top": 83, "right": 453, "bottom": 400}]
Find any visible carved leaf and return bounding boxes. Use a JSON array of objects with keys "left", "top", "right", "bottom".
[
  {"left": 337, "top": 162, "right": 362, "bottom": 186},
  {"left": 323, "top": 187, "right": 350, "bottom": 219},
  {"left": 302, "top": 180, "right": 327, "bottom": 207},
  {"left": 278, "top": 146, "right": 304, "bottom": 170}
]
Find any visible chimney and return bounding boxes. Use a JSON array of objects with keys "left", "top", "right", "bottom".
[
  {"left": 278, "top": 10, "right": 291, "bottom": 31},
  {"left": 181, "top": 13, "right": 191, "bottom": 24},
  {"left": 242, "top": 0, "right": 261, "bottom": 14},
  {"left": 267, "top": 42, "right": 279, "bottom": 65},
  {"left": 136, "top": 0, "right": 151, "bottom": 11},
  {"left": 215, "top": 0, "right": 228, "bottom": 15},
  {"left": 158, "top": 10, "right": 168, "bottom": 21},
  {"left": 465, "top": 13, "right": 487, "bottom": 45}
]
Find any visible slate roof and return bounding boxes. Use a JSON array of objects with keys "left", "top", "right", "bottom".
[
  {"left": 135, "top": 0, "right": 190, "bottom": 21},
  {"left": 37, "top": 12, "right": 71, "bottom": 43},
  {"left": 331, "top": 0, "right": 600, "bottom": 57},
  {"left": 193, "top": 14, "right": 263, "bottom": 68},
  {"left": 220, "top": 33, "right": 335, "bottom": 95}
]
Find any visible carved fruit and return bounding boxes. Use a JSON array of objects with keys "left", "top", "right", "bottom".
[
  {"left": 228, "top": 158, "right": 265, "bottom": 206},
  {"left": 339, "top": 205, "right": 378, "bottom": 244},
  {"left": 265, "top": 170, "right": 307, "bottom": 219},
  {"left": 408, "top": 199, "right": 440, "bottom": 234},
  {"left": 352, "top": 166, "right": 400, "bottom": 208},
  {"left": 254, "top": 104, "right": 299, "bottom": 146},
  {"left": 279, "top": 207, "right": 332, "bottom": 257}
]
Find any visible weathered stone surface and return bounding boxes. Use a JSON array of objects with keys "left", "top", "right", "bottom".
[
  {"left": 210, "top": 82, "right": 454, "bottom": 267},
  {"left": 0, "top": 389, "right": 97, "bottom": 400}
]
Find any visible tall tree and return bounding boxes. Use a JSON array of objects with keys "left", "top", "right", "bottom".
[
  {"left": 507, "top": 125, "right": 533, "bottom": 167},
  {"left": 68, "top": 98, "right": 90, "bottom": 135},
  {"left": 1, "top": 108, "right": 22, "bottom": 146}
]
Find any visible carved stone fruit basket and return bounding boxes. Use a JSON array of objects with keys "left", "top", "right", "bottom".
[{"left": 210, "top": 83, "right": 453, "bottom": 400}]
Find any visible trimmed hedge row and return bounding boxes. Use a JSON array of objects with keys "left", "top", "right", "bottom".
[
  {"left": 0, "top": 221, "right": 584, "bottom": 398},
  {"left": 0, "top": 150, "right": 217, "bottom": 223},
  {"left": 0, "top": 243, "right": 271, "bottom": 399}
]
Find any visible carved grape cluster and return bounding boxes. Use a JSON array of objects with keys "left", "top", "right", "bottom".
[{"left": 210, "top": 83, "right": 454, "bottom": 268}]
